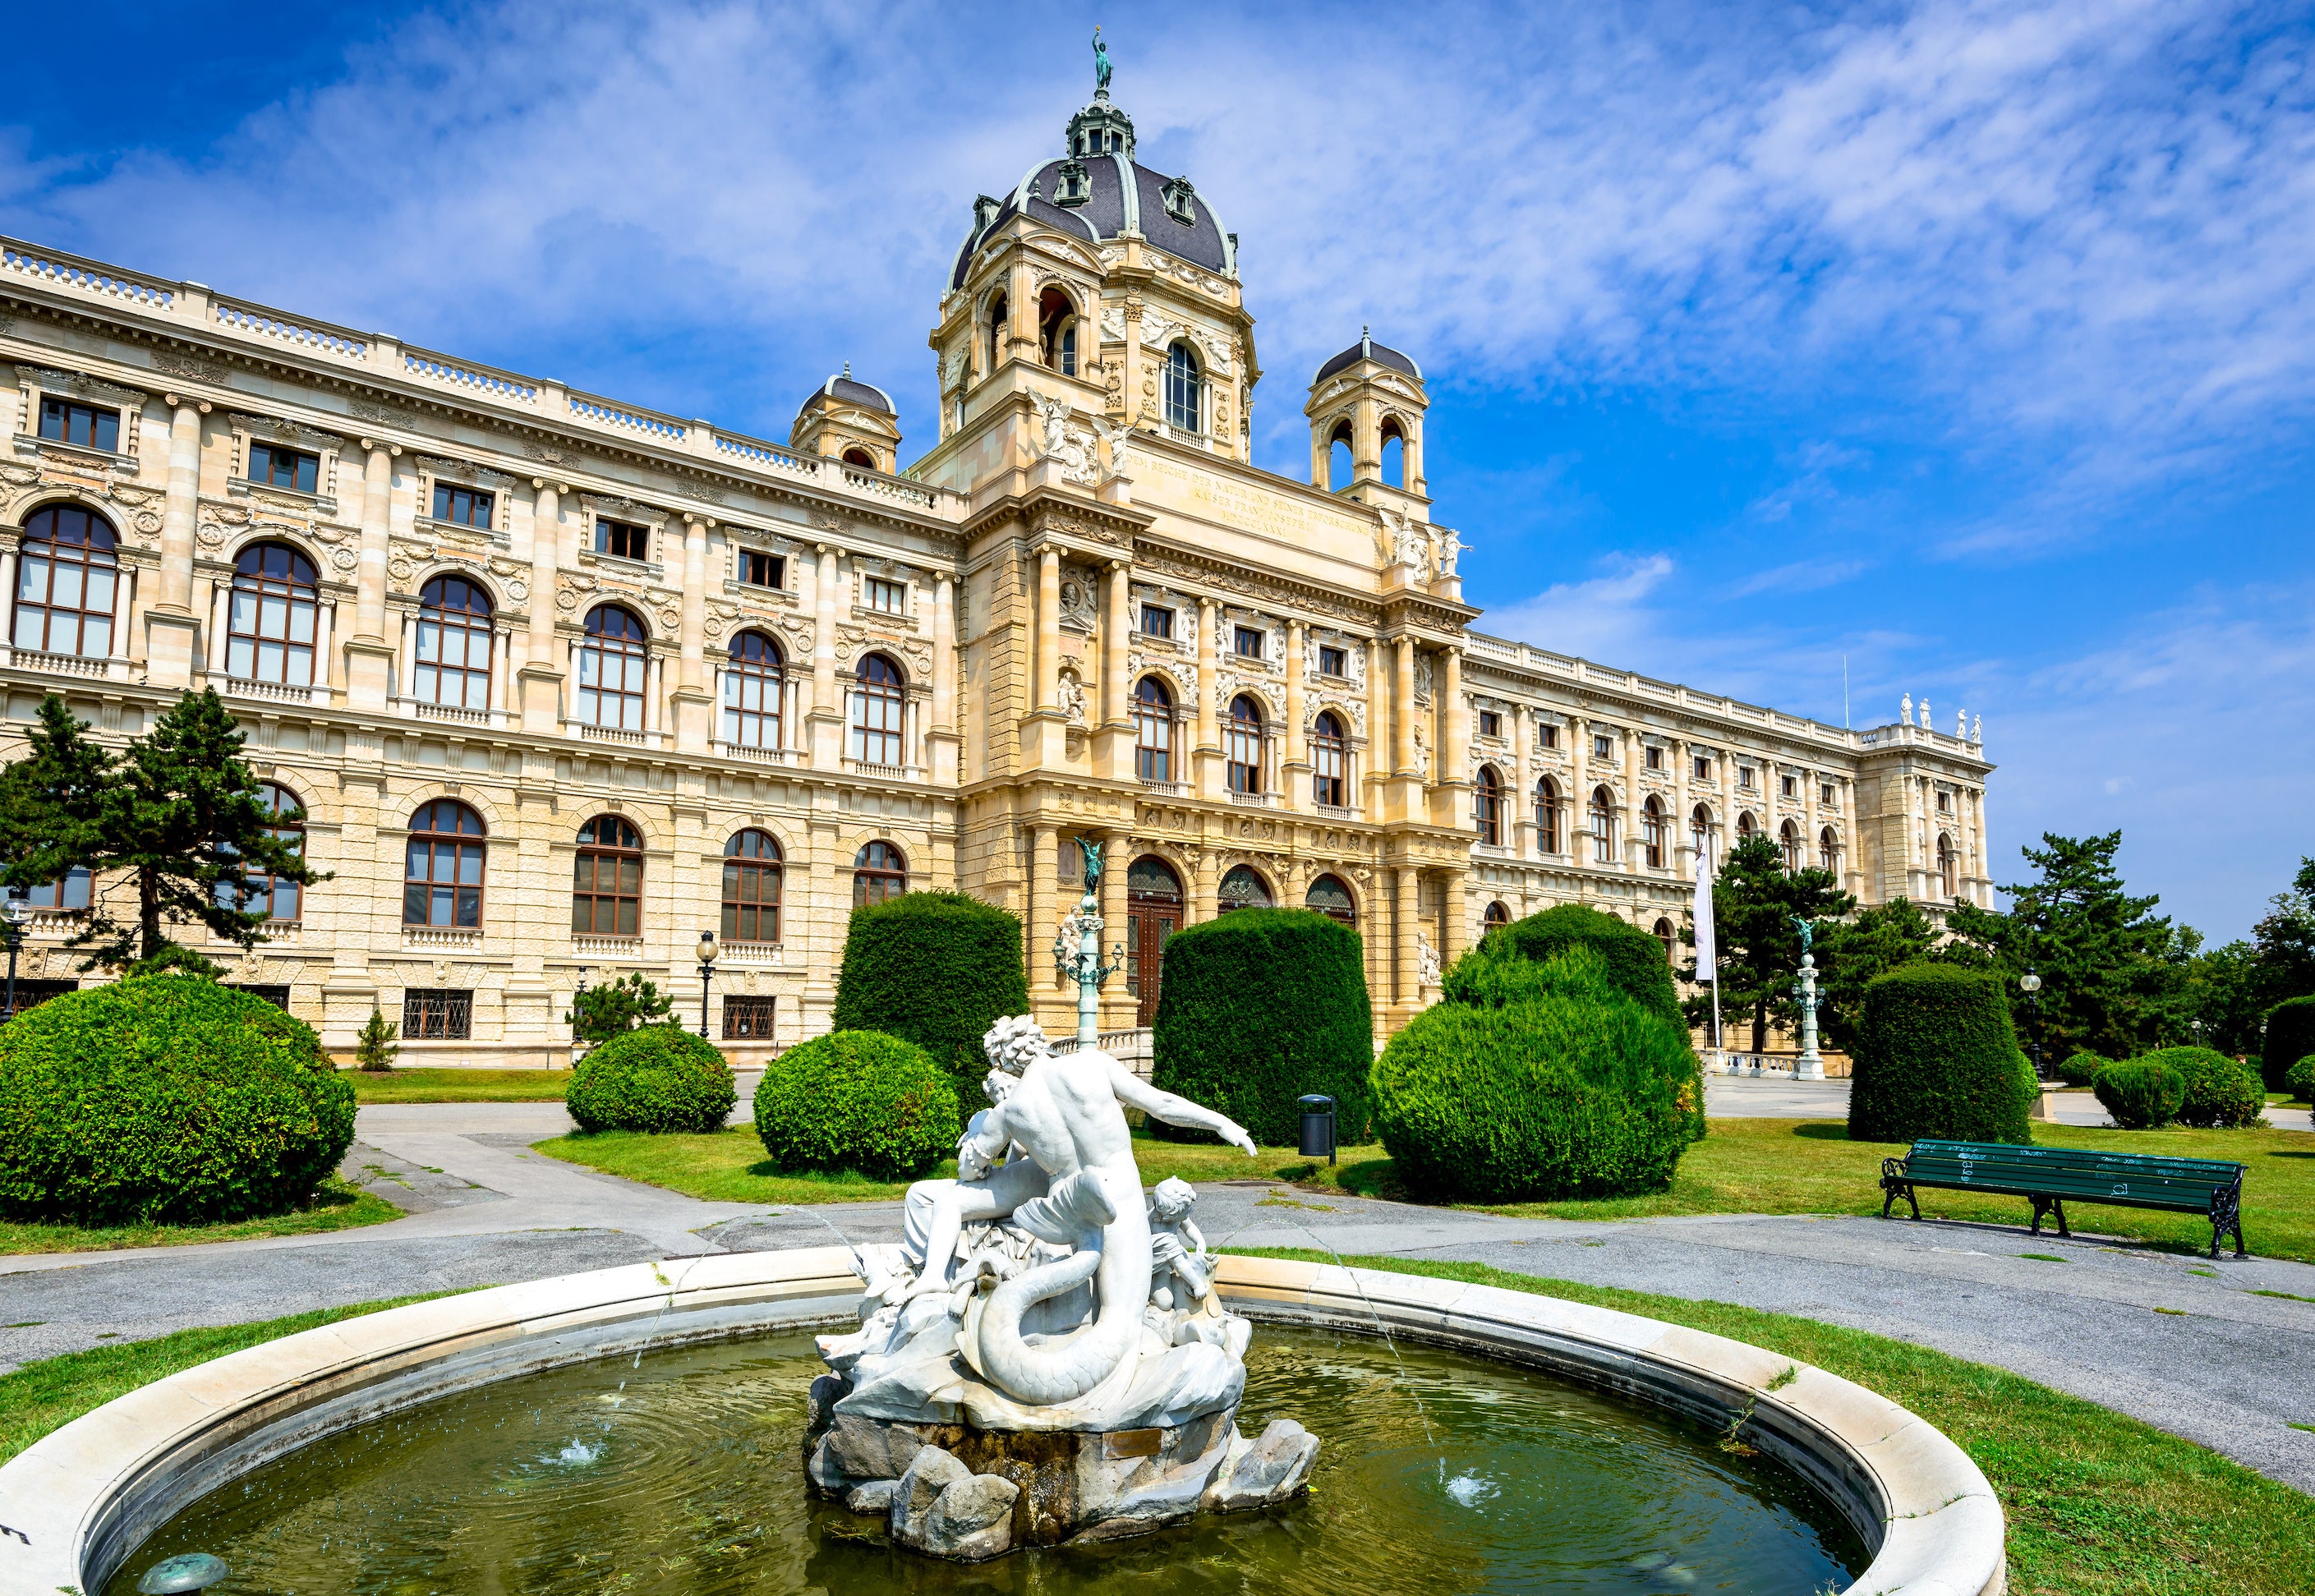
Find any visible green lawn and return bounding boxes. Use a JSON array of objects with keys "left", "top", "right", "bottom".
[
  {"left": 0, "top": 1179, "right": 403, "bottom": 1257},
  {"left": 1237, "top": 1250, "right": 2314, "bottom": 1596},
  {"left": 344, "top": 1067, "right": 574, "bottom": 1103},
  {"left": 540, "top": 1115, "right": 2315, "bottom": 1263},
  {"left": 0, "top": 1293, "right": 475, "bottom": 1467}
]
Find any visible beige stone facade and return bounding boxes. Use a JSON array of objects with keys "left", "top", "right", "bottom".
[{"left": 0, "top": 92, "right": 1991, "bottom": 1062}]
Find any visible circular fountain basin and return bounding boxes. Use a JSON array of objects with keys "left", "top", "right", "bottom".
[{"left": 0, "top": 1251, "right": 2004, "bottom": 1596}]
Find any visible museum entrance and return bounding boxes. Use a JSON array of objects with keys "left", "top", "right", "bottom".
[{"left": 1125, "top": 855, "right": 1182, "bottom": 1027}]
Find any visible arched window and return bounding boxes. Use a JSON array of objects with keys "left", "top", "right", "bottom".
[
  {"left": 1642, "top": 795, "right": 1666, "bottom": 869},
  {"left": 403, "top": 799, "right": 485, "bottom": 928},
  {"left": 12, "top": 504, "right": 118, "bottom": 659},
  {"left": 1938, "top": 832, "right": 1958, "bottom": 898},
  {"left": 1311, "top": 710, "right": 1348, "bottom": 807},
  {"left": 1380, "top": 418, "right": 1406, "bottom": 490},
  {"left": 228, "top": 541, "right": 318, "bottom": 686},
  {"left": 1226, "top": 694, "right": 1263, "bottom": 794},
  {"left": 1217, "top": 864, "right": 1273, "bottom": 913},
  {"left": 414, "top": 574, "right": 493, "bottom": 710},
  {"left": 242, "top": 781, "right": 307, "bottom": 922},
  {"left": 1780, "top": 819, "right": 1803, "bottom": 872},
  {"left": 987, "top": 292, "right": 1009, "bottom": 372},
  {"left": 842, "top": 447, "right": 877, "bottom": 470},
  {"left": 1134, "top": 675, "right": 1175, "bottom": 782},
  {"left": 1164, "top": 341, "right": 1204, "bottom": 434},
  {"left": 1820, "top": 826, "right": 1841, "bottom": 876},
  {"left": 1653, "top": 917, "right": 1677, "bottom": 963},
  {"left": 723, "top": 629, "right": 785, "bottom": 749},
  {"left": 1306, "top": 874, "right": 1356, "bottom": 926},
  {"left": 1039, "top": 287, "right": 1078, "bottom": 377},
  {"left": 854, "top": 839, "right": 908, "bottom": 906},
  {"left": 577, "top": 605, "right": 648, "bottom": 730},
  {"left": 1737, "top": 811, "right": 1758, "bottom": 840},
  {"left": 1473, "top": 764, "right": 1503, "bottom": 845},
  {"left": 1691, "top": 803, "right": 1714, "bottom": 869},
  {"left": 722, "top": 828, "right": 783, "bottom": 943},
  {"left": 1590, "top": 787, "right": 1616, "bottom": 864},
  {"left": 1484, "top": 900, "right": 1512, "bottom": 931},
  {"left": 1327, "top": 420, "right": 1353, "bottom": 493},
  {"left": 851, "top": 653, "right": 906, "bottom": 766},
  {"left": 1535, "top": 776, "right": 1559, "bottom": 853},
  {"left": 1126, "top": 854, "right": 1184, "bottom": 1024},
  {"left": 572, "top": 815, "right": 642, "bottom": 938}
]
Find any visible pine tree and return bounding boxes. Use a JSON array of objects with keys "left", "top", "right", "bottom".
[
  {"left": 565, "top": 972, "right": 674, "bottom": 1044},
  {"left": 356, "top": 1007, "right": 401, "bottom": 1072},
  {"left": 0, "top": 695, "right": 112, "bottom": 897},
  {"left": 2248, "top": 857, "right": 2315, "bottom": 1009},
  {"left": 1816, "top": 895, "right": 1939, "bottom": 1053},
  {"left": 1682, "top": 833, "right": 1854, "bottom": 1052}
]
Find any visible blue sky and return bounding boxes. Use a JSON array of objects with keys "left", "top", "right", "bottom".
[{"left": 5, "top": 1, "right": 2309, "bottom": 940}]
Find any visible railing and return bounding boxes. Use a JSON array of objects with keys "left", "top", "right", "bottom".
[
  {"left": 22, "top": 909, "right": 83, "bottom": 937},
  {"left": 714, "top": 433, "right": 822, "bottom": 476},
  {"left": 246, "top": 922, "right": 303, "bottom": 947},
  {"left": 718, "top": 742, "right": 792, "bottom": 765},
  {"left": 841, "top": 464, "right": 943, "bottom": 512},
  {"left": 568, "top": 393, "right": 686, "bottom": 442},
  {"left": 1051, "top": 1027, "right": 1153, "bottom": 1078},
  {"left": 403, "top": 352, "right": 538, "bottom": 403},
  {"left": 408, "top": 699, "right": 494, "bottom": 726},
  {"left": 717, "top": 941, "right": 785, "bottom": 966},
  {"left": 848, "top": 759, "right": 913, "bottom": 781},
  {"left": 573, "top": 934, "right": 643, "bottom": 959},
  {"left": 211, "top": 674, "right": 326, "bottom": 706},
  {"left": 0, "top": 242, "right": 173, "bottom": 309},
  {"left": 1227, "top": 790, "right": 1280, "bottom": 808},
  {"left": 1138, "top": 780, "right": 1187, "bottom": 797},
  {"left": 214, "top": 301, "right": 367, "bottom": 359},
  {"left": 1313, "top": 802, "right": 1362, "bottom": 820},
  {"left": 0, "top": 647, "right": 129, "bottom": 681},
  {"left": 403, "top": 926, "right": 481, "bottom": 950},
  {"left": 574, "top": 722, "right": 651, "bottom": 747}
]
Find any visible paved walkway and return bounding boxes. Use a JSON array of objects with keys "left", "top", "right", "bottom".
[{"left": 2, "top": 1093, "right": 2310, "bottom": 1496}]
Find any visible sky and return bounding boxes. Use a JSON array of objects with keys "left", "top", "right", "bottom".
[{"left": 3, "top": 0, "right": 2308, "bottom": 941}]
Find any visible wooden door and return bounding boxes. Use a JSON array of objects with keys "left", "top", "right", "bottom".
[{"left": 1129, "top": 896, "right": 1179, "bottom": 1026}]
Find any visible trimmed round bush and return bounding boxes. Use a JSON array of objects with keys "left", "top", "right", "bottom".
[
  {"left": 565, "top": 1025, "right": 735, "bottom": 1134},
  {"left": 1150, "top": 907, "right": 1376, "bottom": 1148},
  {"left": 1471, "top": 903, "right": 1682, "bottom": 1026},
  {"left": 2285, "top": 1055, "right": 2315, "bottom": 1102},
  {"left": 2149, "top": 1046, "right": 2265, "bottom": 1129},
  {"left": 832, "top": 892, "right": 1029, "bottom": 1125},
  {"left": 2094, "top": 1058, "right": 2186, "bottom": 1129},
  {"left": 2056, "top": 1052, "right": 2112, "bottom": 1088},
  {"left": 753, "top": 1030, "right": 958, "bottom": 1180},
  {"left": 0, "top": 973, "right": 354, "bottom": 1226},
  {"left": 2262, "top": 997, "right": 2315, "bottom": 1092},
  {"left": 1847, "top": 963, "right": 2036, "bottom": 1145},
  {"left": 1370, "top": 972, "right": 1698, "bottom": 1203}
]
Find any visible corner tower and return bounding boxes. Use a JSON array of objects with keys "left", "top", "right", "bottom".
[
  {"left": 790, "top": 366, "right": 902, "bottom": 473},
  {"left": 1305, "top": 329, "right": 1428, "bottom": 512}
]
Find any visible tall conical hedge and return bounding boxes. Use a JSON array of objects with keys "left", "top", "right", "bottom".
[
  {"left": 831, "top": 890, "right": 1028, "bottom": 1123},
  {"left": 1149, "top": 907, "right": 1374, "bottom": 1146},
  {"left": 1848, "top": 963, "right": 2036, "bottom": 1144}
]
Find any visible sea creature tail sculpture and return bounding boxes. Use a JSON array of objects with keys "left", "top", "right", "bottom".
[{"left": 976, "top": 1169, "right": 1144, "bottom": 1406}]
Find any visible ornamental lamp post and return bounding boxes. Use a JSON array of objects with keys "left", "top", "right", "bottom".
[
  {"left": 2, "top": 889, "right": 28, "bottom": 1023},
  {"left": 2018, "top": 968, "right": 2045, "bottom": 1080},
  {"left": 696, "top": 930, "right": 720, "bottom": 1039}
]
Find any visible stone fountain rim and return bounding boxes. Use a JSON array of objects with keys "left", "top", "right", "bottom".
[{"left": 0, "top": 1248, "right": 2004, "bottom": 1596}]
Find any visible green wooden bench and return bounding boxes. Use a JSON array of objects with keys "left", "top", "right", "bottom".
[{"left": 1880, "top": 1138, "right": 2248, "bottom": 1258}]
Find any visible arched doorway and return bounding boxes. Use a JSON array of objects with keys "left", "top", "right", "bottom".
[
  {"left": 1126, "top": 854, "right": 1183, "bottom": 1026},
  {"left": 1305, "top": 874, "right": 1356, "bottom": 926}
]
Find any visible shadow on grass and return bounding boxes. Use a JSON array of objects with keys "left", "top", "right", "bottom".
[{"left": 1793, "top": 1124, "right": 1856, "bottom": 1142}]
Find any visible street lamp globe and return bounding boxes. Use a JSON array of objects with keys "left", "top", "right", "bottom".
[
  {"left": 2018, "top": 970, "right": 2042, "bottom": 994},
  {"left": 696, "top": 929, "right": 719, "bottom": 967},
  {"left": 2, "top": 890, "right": 28, "bottom": 928}
]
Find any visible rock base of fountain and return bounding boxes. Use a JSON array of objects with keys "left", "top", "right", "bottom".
[{"left": 804, "top": 1375, "right": 1318, "bottom": 1558}]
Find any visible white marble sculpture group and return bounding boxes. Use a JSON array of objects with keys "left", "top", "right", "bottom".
[{"left": 805, "top": 1016, "right": 1320, "bottom": 1557}]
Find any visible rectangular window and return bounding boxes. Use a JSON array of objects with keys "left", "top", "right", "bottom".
[
  {"left": 741, "top": 550, "right": 785, "bottom": 589},
  {"left": 1318, "top": 645, "right": 1346, "bottom": 678},
  {"left": 1645, "top": 745, "right": 1663, "bottom": 770},
  {"left": 864, "top": 577, "right": 905, "bottom": 614},
  {"left": 248, "top": 443, "right": 320, "bottom": 494},
  {"left": 402, "top": 988, "right": 472, "bottom": 1041},
  {"left": 1695, "top": 756, "right": 1712, "bottom": 780},
  {"left": 596, "top": 518, "right": 649, "bottom": 561},
  {"left": 1781, "top": 775, "right": 1797, "bottom": 798},
  {"left": 1233, "top": 626, "right": 1264, "bottom": 660},
  {"left": 1539, "top": 724, "right": 1558, "bottom": 750},
  {"left": 1738, "top": 766, "right": 1756, "bottom": 790},
  {"left": 1821, "top": 783, "right": 1835, "bottom": 805},
  {"left": 1478, "top": 710, "right": 1502, "bottom": 739},
  {"left": 430, "top": 482, "right": 494, "bottom": 527},
  {"left": 1140, "top": 604, "right": 1175, "bottom": 639},
  {"left": 722, "top": 996, "right": 777, "bottom": 1041},
  {"left": 39, "top": 398, "right": 120, "bottom": 452},
  {"left": 1593, "top": 734, "right": 1613, "bottom": 761},
  {"left": 230, "top": 984, "right": 292, "bottom": 1011},
  {"left": 1938, "top": 790, "right": 1952, "bottom": 812}
]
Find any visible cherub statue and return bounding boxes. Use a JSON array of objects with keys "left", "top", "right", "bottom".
[{"left": 1145, "top": 1176, "right": 1212, "bottom": 1311}]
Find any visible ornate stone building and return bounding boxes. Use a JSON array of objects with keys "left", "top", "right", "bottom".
[{"left": 0, "top": 81, "right": 1993, "bottom": 1062}]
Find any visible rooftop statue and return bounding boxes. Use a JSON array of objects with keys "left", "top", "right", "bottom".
[{"left": 1092, "top": 27, "right": 1112, "bottom": 93}]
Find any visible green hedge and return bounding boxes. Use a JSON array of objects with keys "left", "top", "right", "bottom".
[
  {"left": 1470, "top": 903, "right": 1683, "bottom": 1027},
  {"left": 565, "top": 1026, "right": 735, "bottom": 1134},
  {"left": 2094, "top": 1058, "right": 2185, "bottom": 1129},
  {"left": 1370, "top": 954, "right": 1698, "bottom": 1202},
  {"left": 1847, "top": 963, "right": 2036, "bottom": 1145},
  {"left": 2148, "top": 1046, "right": 2265, "bottom": 1129},
  {"left": 0, "top": 974, "right": 354, "bottom": 1226},
  {"left": 2262, "top": 997, "right": 2315, "bottom": 1093},
  {"left": 831, "top": 892, "right": 1028, "bottom": 1125},
  {"left": 2056, "top": 1052, "right": 2112, "bottom": 1088},
  {"left": 753, "top": 1030, "right": 958, "bottom": 1180},
  {"left": 2285, "top": 1056, "right": 2315, "bottom": 1102},
  {"left": 1149, "top": 908, "right": 1374, "bottom": 1147}
]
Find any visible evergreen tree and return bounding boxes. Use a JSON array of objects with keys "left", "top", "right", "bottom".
[
  {"left": 355, "top": 1008, "right": 402, "bottom": 1072},
  {"left": 0, "top": 691, "right": 324, "bottom": 968},
  {"left": 1682, "top": 833, "right": 1853, "bottom": 1051},
  {"left": 1942, "top": 830, "right": 2187, "bottom": 1061},
  {"left": 2181, "top": 935, "right": 2265, "bottom": 1057},
  {"left": 566, "top": 972, "right": 674, "bottom": 1044},
  {"left": 1816, "top": 895, "right": 1939, "bottom": 1053},
  {"left": 2248, "top": 857, "right": 2315, "bottom": 1008}
]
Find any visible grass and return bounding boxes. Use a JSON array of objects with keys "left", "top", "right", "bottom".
[
  {"left": 344, "top": 1067, "right": 573, "bottom": 1103},
  {"left": 0, "top": 1179, "right": 403, "bottom": 1257},
  {"left": 0, "top": 1292, "right": 476, "bottom": 1467},
  {"left": 1237, "top": 1249, "right": 2315, "bottom": 1596}
]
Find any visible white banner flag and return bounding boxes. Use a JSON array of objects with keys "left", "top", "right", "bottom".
[{"left": 1692, "top": 845, "right": 1716, "bottom": 982}]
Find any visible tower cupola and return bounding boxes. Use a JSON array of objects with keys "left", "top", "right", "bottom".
[
  {"left": 1305, "top": 328, "right": 1429, "bottom": 506},
  {"left": 1065, "top": 92, "right": 1137, "bottom": 162}
]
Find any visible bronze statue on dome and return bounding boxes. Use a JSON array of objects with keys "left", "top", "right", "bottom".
[{"left": 1093, "top": 27, "right": 1113, "bottom": 94}]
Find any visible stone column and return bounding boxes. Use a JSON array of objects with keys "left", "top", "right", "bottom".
[
  {"left": 1673, "top": 738, "right": 1693, "bottom": 875},
  {"left": 147, "top": 397, "right": 207, "bottom": 688},
  {"left": 1035, "top": 546, "right": 1061, "bottom": 711},
  {"left": 1194, "top": 597, "right": 1218, "bottom": 796},
  {"left": 1437, "top": 644, "right": 1466, "bottom": 826},
  {"left": 810, "top": 544, "right": 843, "bottom": 766},
  {"left": 1282, "top": 618, "right": 1307, "bottom": 812},
  {"left": 1393, "top": 637, "right": 1416, "bottom": 774},
  {"left": 1620, "top": 726, "right": 1639, "bottom": 870},
  {"left": 1804, "top": 764, "right": 1822, "bottom": 872},
  {"left": 671, "top": 515, "right": 711, "bottom": 751},
  {"left": 1029, "top": 823, "right": 1056, "bottom": 1000},
  {"left": 930, "top": 574, "right": 959, "bottom": 784},
  {"left": 519, "top": 481, "right": 565, "bottom": 731},
  {"left": 1395, "top": 867, "right": 1420, "bottom": 1010},
  {"left": 1511, "top": 704, "right": 1533, "bottom": 857},
  {"left": 1363, "top": 637, "right": 1386, "bottom": 808},
  {"left": 1102, "top": 562, "right": 1130, "bottom": 724},
  {"left": 1101, "top": 826, "right": 1131, "bottom": 1029}
]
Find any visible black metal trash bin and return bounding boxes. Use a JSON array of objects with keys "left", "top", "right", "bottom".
[{"left": 1297, "top": 1093, "right": 1337, "bottom": 1164}]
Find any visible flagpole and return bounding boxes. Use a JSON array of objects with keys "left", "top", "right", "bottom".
[{"left": 1695, "top": 840, "right": 1724, "bottom": 1075}]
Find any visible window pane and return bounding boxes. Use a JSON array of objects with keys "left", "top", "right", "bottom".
[
  {"left": 430, "top": 884, "right": 454, "bottom": 927},
  {"left": 50, "top": 563, "right": 82, "bottom": 610},
  {"left": 85, "top": 618, "right": 111, "bottom": 658},
  {"left": 228, "top": 637, "right": 255, "bottom": 677}
]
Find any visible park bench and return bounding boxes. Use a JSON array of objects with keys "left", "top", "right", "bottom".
[{"left": 1880, "top": 1138, "right": 2248, "bottom": 1258}]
